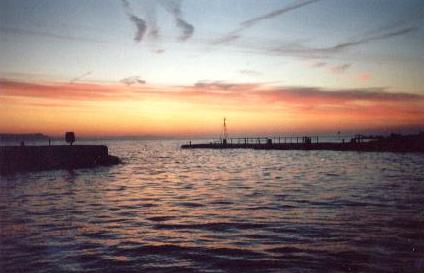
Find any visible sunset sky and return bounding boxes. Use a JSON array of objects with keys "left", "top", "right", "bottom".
[{"left": 1, "top": 0, "right": 424, "bottom": 137}]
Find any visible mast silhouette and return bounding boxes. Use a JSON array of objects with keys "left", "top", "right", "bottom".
[{"left": 223, "top": 118, "right": 228, "bottom": 144}]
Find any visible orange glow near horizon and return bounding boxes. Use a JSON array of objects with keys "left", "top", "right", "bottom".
[{"left": 1, "top": 79, "right": 424, "bottom": 137}]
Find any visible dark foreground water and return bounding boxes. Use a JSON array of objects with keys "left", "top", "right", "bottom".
[{"left": 1, "top": 140, "right": 424, "bottom": 273}]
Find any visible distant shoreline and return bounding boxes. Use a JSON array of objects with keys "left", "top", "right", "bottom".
[{"left": 0, "top": 133, "right": 49, "bottom": 142}]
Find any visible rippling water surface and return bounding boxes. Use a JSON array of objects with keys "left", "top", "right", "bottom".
[{"left": 1, "top": 140, "right": 424, "bottom": 273}]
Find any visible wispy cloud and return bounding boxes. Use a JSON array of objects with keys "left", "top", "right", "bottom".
[
  {"left": 239, "top": 70, "right": 263, "bottom": 76},
  {"left": 120, "top": 0, "right": 194, "bottom": 42},
  {"left": 120, "top": 76, "right": 146, "bottom": 86},
  {"left": 159, "top": 0, "right": 194, "bottom": 41},
  {"left": 120, "top": 0, "right": 147, "bottom": 42},
  {"left": 241, "top": 0, "right": 320, "bottom": 28},
  {"left": 153, "top": 49, "right": 165, "bottom": 54},
  {"left": 310, "top": 61, "right": 326, "bottom": 68},
  {"left": 326, "top": 26, "right": 418, "bottom": 53},
  {"left": 193, "top": 80, "right": 262, "bottom": 91},
  {"left": 70, "top": 71, "right": 92, "bottom": 84},
  {"left": 212, "top": 34, "right": 241, "bottom": 45},
  {"left": 270, "top": 23, "right": 419, "bottom": 58},
  {"left": 175, "top": 18, "right": 194, "bottom": 41},
  {"left": 210, "top": 84, "right": 421, "bottom": 102},
  {"left": 121, "top": 0, "right": 130, "bottom": 8},
  {"left": 213, "top": 0, "right": 321, "bottom": 45},
  {"left": 0, "top": 79, "right": 132, "bottom": 101},
  {"left": 238, "top": 69, "right": 262, "bottom": 77},
  {"left": 129, "top": 15, "right": 147, "bottom": 42},
  {"left": 330, "top": 64, "right": 351, "bottom": 74},
  {"left": 210, "top": 8, "right": 422, "bottom": 63},
  {"left": 258, "top": 87, "right": 424, "bottom": 103}
]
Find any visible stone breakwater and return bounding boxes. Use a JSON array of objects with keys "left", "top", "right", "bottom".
[{"left": 0, "top": 145, "right": 120, "bottom": 175}]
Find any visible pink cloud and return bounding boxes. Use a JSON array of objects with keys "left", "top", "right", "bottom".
[
  {"left": 2, "top": 78, "right": 424, "bottom": 122},
  {"left": 356, "top": 73, "right": 371, "bottom": 82}
]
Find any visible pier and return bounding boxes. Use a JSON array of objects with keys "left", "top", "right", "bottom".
[{"left": 182, "top": 133, "right": 424, "bottom": 153}]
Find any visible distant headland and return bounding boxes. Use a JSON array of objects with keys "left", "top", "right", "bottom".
[{"left": 0, "top": 133, "right": 50, "bottom": 142}]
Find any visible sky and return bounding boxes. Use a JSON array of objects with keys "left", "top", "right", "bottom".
[{"left": 1, "top": 0, "right": 424, "bottom": 137}]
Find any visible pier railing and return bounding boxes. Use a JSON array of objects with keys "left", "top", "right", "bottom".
[
  {"left": 204, "top": 134, "right": 375, "bottom": 145},
  {"left": 221, "top": 136, "right": 320, "bottom": 144},
  {"left": 209, "top": 135, "right": 337, "bottom": 145}
]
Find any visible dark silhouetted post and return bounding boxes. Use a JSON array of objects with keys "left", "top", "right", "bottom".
[
  {"left": 222, "top": 118, "right": 228, "bottom": 145},
  {"left": 65, "top": 132, "right": 76, "bottom": 146}
]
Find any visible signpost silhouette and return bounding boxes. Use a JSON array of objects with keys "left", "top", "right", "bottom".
[{"left": 65, "top": 132, "right": 76, "bottom": 146}]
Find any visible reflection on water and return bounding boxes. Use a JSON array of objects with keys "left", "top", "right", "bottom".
[{"left": 1, "top": 140, "right": 424, "bottom": 272}]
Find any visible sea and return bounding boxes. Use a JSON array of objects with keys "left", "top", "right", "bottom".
[{"left": 1, "top": 139, "right": 424, "bottom": 273}]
